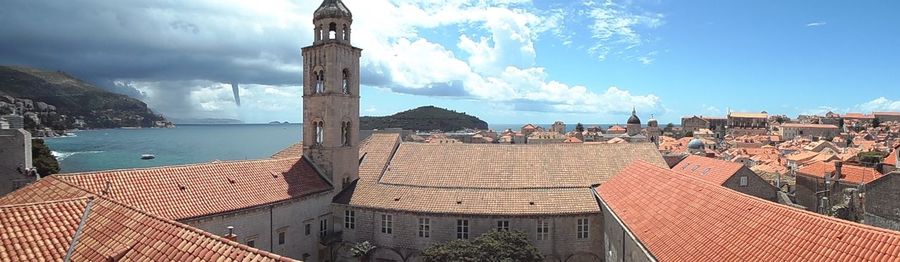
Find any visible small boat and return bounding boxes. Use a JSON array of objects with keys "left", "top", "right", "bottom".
[{"left": 140, "top": 154, "right": 156, "bottom": 160}]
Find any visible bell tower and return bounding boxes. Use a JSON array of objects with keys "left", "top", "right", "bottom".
[{"left": 302, "top": 0, "right": 360, "bottom": 188}]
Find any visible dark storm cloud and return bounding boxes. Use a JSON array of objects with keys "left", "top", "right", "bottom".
[{"left": 0, "top": 0, "right": 311, "bottom": 93}]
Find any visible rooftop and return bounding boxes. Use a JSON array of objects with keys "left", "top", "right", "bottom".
[
  {"left": 596, "top": 161, "right": 900, "bottom": 261},
  {"left": 796, "top": 161, "right": 883, "bottom": 185},
  {"left": 780, "top": 123, "right": 840, "bottom": 129},
  {"left": 0, "top": 197, "right": 294, "bottom": 261},
  {"left": 729, "top": 112, "right": 769, "bottom": 119},
  {"left": 672, "top": 155, "right": 744, "bottom": 185}
]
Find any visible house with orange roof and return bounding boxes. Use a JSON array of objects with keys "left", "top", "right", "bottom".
[
  {"left": 863, "top": 172, "right": 900, "bottom": 231},
  {"left": 779, "top": 123, "right": 840, "bottom": 140},
  {"left": 795, "top": 161, "right": 883, "bottom": 214},
  {"left": 606, "top": 125, "right": 626, "bottom": 134},
  {"left": 594, "top": 161, "right": 900, "bottom": 262},
  {"left": 881, "top": 148, "right": 898, "bottom": 173},
  {"left": 673, "top": 155, "right": 778, "bottom": 201}
]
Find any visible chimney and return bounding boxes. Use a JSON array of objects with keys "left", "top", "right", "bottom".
[
  {"left": 833, "top": 161, "right": 843, "bottom": 181},
  {"left": 224, "top": 226, "right": 237, "bottom": 241}
]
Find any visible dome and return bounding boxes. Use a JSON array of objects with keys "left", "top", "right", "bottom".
[
  {"left": 648, "top": 114, "right": 658, "bottom": 127},
  {"left": 314, "top": 0, "right": 352, "bottom": 21},
  {"left": 627, "top": 108, "right": 641, "bottom": 125},
  {"left": 687, "top": 138, "right": 704, "bottom": 150}
]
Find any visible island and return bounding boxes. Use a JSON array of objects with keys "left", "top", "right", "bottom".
[{"left": 360, "top": 106, "right": 488, "bottom": 132}]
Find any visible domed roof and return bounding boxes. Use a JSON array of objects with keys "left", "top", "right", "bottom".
[
  {"left": 314, "top": 0, "right": 352, "bottom": 21},
  {"left": 687, "top": 138, "right": 704, "bottom": 150},
  {"left": 648, "top": 114, "right": 658, "bottom": 127},
  {"left": 627, "top": 108, "right": 641, "bottom": 125}
]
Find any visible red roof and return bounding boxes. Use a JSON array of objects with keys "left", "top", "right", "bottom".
[
  {"left": 1, "top": 157, "right": 332, "bottom": 220},
  {"left": 885, "top": 150, "right": 897, "bottom": 167},
  {"left": 843, "top": 113, "right": 875, "bottom": 119},
  {"left": 672, "top": 155, "right": 743, "bottom": 185},
  {"left": 780, "top": 123, "right": 839, "bottom": 129},
  {"left": 0, "top": 197, "right": 294, "bottom": 261},
  {"left": 596, "top": 161, "right": 900, "bottom": 261},
  {"left": 797, "top": 161, "right": 883, "bottom": 185}
]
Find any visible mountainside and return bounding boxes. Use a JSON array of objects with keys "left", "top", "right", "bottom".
[
  {"left": 360, "top": 106, "right": 488, "bottom": 131},
  {"left": 0, "top": 66, "right": 168, "bottom": 130}
]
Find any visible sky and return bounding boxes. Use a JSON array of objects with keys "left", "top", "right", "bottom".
[{"left": 1, "top": 0, "right": 899, "bottom": 125}]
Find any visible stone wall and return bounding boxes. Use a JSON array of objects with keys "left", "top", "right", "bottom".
[
  {"left": 863, "top": 173, "right": 900, "bottom": 231},
  {"left": 600, "top": 198, "right": 655, "bottom": 262},
  {"left": 723, "top": 167, "right": 778, "bottom": 202},
  {"left": 0, "top": 129, "right": 33, "bottom": 196},
  {"left": 334, "top": 205, "right": 603, "bottom": 262},
  {"left": 183, "top": 191, "right": 333, "bottom": 261}
]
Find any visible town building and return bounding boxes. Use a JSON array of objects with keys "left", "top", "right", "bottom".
[
  {"left": 0, "top": 129, "right": 33, "bottom": 196},
  {"left": 645, "top": 116, "right": 660, "bottom": 145},
  {"left": 864, "top": 171, "right": 900, "bottom": 231},
  {"left": 595, "top": 161, "right": 900, "bottom": 261},
  {"left": 672, "top": 155, "right": 777, "bottom": 201},
  {"left": 680, "top": 115, "right": 726, "bottom": 138},
  {"left": 549, "top": 121, "right": 566, "bottom": 134},
  {"left": 794, "top": 161, "right": 883, "bottom": 214},
  {"left": 779, "top": 123, "right": 840, "bottom": 140},
  {"left": 527, "top": 131, "right": 567, "bottom": 144},
  {"left": 875, "top": 112, "right": 900, "bottom": 123},
  {"left": 727, "top": 112, "right": 769, "bottom": 136}
]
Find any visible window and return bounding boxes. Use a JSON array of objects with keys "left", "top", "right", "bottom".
[
  {"left": 305, "top": 223, "right": 311, "bottom": 235},
  {"left": 246, "top": 239, "right": 256, "bottom": 248},
  {"left": 278, "top": 231, "right": 286, "bottom": 245},
  {"left": 341, "top": 122, "right": 351, "bottom": 146},
  {"left": 496, "top": 220, "right": 510, "bottom": 231},
  {"left": 345, "top": 210, "right": 355, "bottom": 229},
  {"left": 315, "top": 121, "right": 324, "bottom": 145},
  {"left": 342, "top": 69, "right": 350, "bottom": 94},
  {"left": 457, "top": 219, "right": 469, "bottom": 239},
  {"left": 536, "top": 219, "right": 549, "bottom": 240},
  {"left": 342, "top": 24, "right": 348, "bottom": 40},
  {"left": 381, "top": 214, "right": 393, "bottom": 234},
  {"left": 418, "top": 218, "right": 430, "bottom": 238},
  {"left": 319, "top": 218, "right": 328, "bottom": 238},
  {"left": 739, "top": 176, "right": 749, "bottom": 187},
  {"left": 577, "top": 218, "right": 589, "bottom": 239},
  {"left": 314, "top": 71, "right": 325, "bottom": 93},
  {"left": 328, "top": 22, "right": 337, "bottom": 39}
]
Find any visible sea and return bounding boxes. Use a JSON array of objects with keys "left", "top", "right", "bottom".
[{"left": 44, "top": 123, "right": 647, "bottom": 172}]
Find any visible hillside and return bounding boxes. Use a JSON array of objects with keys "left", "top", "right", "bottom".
[
  {"left": 0, "top": 66, "right": 167, "bottom": 130},
  {"left": 360, "top": 106, "right": 488, "bottom": 131}
]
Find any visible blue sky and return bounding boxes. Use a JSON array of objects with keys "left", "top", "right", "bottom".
[{"left": 1, "top": 0, "right": 898, "bottom": 125}]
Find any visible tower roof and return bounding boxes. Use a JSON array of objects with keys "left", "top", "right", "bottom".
[
  {"left": 314, "top": 0, "right": 352, "bottom": 21},
  {"left": 627, "top": 107, "right": 641, "bottom": 125}
]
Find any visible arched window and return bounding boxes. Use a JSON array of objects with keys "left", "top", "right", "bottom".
[
  {"left": 318, "top": 25, "right": 324, "bottom": 41},
  {"left": 315, "top": 70, "right": 325, "bottom": 93},
  {"left": 315, "top": 121, "right": 324, "bottom": 145},
  {"left": 329, "top": 23, "right": 337, "bottom": 40},
  {"left": 342, "top": 69, "right": 350, "bottom": 94},
  {"left": 341, "top": 121, "right": 351, "bottom": 146},
  {"left": 342, "top": 24, "right": 348, "bottom": 40}
]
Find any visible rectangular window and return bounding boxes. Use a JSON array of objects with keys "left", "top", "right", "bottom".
[
  {"left": 246, "top": 238, "right": 256, "bottom": 248},
  {"left": 319, "top": 219, "right": 328, "bottom": 238},
  {"left": 457, "top": 219, "right": 469, "bottom": 239},
  {"left": 496, "top": 220, "right": 510, "bottom": 231},
  {"left": 740, "top": 176, "right": 749, "bottom": 187},
  {"left": 418, "top": 218, "right": 431, "bottom": 238},
  {"left": 278, "top": 231, "right": 286, "bottom": 245},
  {"left": 345, "top": 210, "right": 356, "bottom": 229},
  {"left": 537, "top": 219, "right": 550, "bottom": 240},
  {"left": 305, "top": 223, "right": 311, "bottom": 236},
  {"left": 381, "top": 214, "right": 393, "bottom": 234},
  {"left": 577, "top": 218, "right": 589, "bottom": 239}
]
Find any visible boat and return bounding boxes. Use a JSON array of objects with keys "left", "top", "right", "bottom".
[{"left": 140, "top": 154, "right": 155, "bottom": 160}]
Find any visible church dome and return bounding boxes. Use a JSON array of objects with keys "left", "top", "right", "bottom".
[
  {"left": 627, "top": 108, "right": 641, "bottom": 125},
  {"left": 314, "top": 0, "right": 352, "bottom": 21},
  {"left": 687, "top": 138, "right": 704, "bottom": 150}
]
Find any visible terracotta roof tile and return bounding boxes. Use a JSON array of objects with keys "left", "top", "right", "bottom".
[
  {"left": 884, "top": 149, "right": 897, "bottom": 167},
  {"left": 729, "top": 112, "right": 768, "bottom": 119},
  {"left": 797, "top": 161, "right": 883, "bottom": 185},
  {"left": 271, "top": 143, "right": 303, "bottom": 159},
  {"left": 2, "top": 157, "right": 332, "bottom": 220},
  {"left": 672, "top": 155, "right": 743, "bottom": 185},
  {"left": 781, "top": 123, "right": 840, "bottom": 129},
  {"left": 597, "top": 161, "right": 900, "bottom": 261},
  {"left": 0, "top": 198, "right": 295, "bottom": 261}
]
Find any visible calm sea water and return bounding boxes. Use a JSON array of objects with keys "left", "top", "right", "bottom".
[{"left": 45, "top": 124, "right": 302, "bottom": 173}]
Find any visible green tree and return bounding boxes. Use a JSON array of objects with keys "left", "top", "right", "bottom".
[
  {"left": 872, "top": 117, "right": 881, "bottom": 128},
  {"left": 575, "top": 123, "right": 585, "bottom": 133},
  {"left": 32, "top": 139, "right": 60, "bottom": 176},
  {"left": 422, "top": 230, "right": 544, "bottom": 262},
  {"left": 664, "top": 123, "right": 675, "bottom": 133},
  {"left": 838, "top": 118, "right": 845, "bottom": 130}
]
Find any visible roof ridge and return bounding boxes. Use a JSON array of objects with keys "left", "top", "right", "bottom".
[
  {"left": 628, "top": 161, "right": 900, "bottom": 237},
  {"left": 0, "top": 195, "right": 91, "bottom": 208},
  {"left": 55, "top": 156, "right": 302, "bottom": 177}
]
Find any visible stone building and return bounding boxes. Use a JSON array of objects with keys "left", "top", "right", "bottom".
[
  {"left": 794, "top": 161, "right": 883, "bottom": 214},
  {"left": 779, "top": 123, "right": 840, "bottom": 140},
  {"left": 550, "top": 121, "right": 566, "bottom": 134},
  {"left": 681, "top": 115, "right": 726, "bottom": 138},
  {"left": 874, "top": 112, "right": 900, "bottom": 123},
  {"left": 0, "top": 129, "right": 33, "bottom": 196},
  {"left": 626, "top": 108, "right": 641, "bottom": 137},
  {"left": 864, "top": 172, "right": 900, "bottom": 231},
  {"left": 727, "top": 112, "right": 769, "bottom": 136},
  {"left": 595, "top": 161, "right": 900, "bottom": 261},
  {"left": 527, "top": 131, "right": 567, "bottom": 144},
  {"left": 646, "top": 116, "right": 660, "bottom": 145},
  {"left": 672, "top": 155, "right": 777, "bottom": 201}
]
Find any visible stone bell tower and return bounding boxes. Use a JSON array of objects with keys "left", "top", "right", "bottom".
[{"left": 302, "top": 0, "right": 360, "bottom": 189}]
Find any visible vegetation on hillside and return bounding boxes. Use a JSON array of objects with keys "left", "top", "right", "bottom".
[
  {"left": 360, "top": 106, "right": 488, "bottom": 131},
  {"left": 0, "top": 66, "right": 167, "bottom": 129},
  {"left": 421, "top": 230, "right": 544, "bottom": 262},
  {"left": 32, "top": 139, "right": 60, "bottom": 176}
]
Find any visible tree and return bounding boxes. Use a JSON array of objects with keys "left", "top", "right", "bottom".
[
  {"left": 421, "top": 230, "right": 544, "bottom": 262},
  {"left": 664, "top": 123, "right": 675, "bottom": 133},
  {"left": 872, "top": 117, "right": 881, "bottom": 128},
  {"left": 350, "top": 241, "right": 376, "bottom": 262},
  {"left": 838, "top": 118, "right": 845, "bottom": 130},
  {"left": 32, "top": 139, "right": 60, "bottom": 176},
  {"left": 574, "top": 123, "right": 584, "bottom": 133}
]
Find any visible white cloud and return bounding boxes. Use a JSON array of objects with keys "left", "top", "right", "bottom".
[
  {"left": 856, "top": 97, "right": 900, "bottom": 112},
  {"left": 806, "top": 22, "right": 827, "bottom": 27},
  {"left": 584, "top": 0, "right": 664, "bottom": 60}
]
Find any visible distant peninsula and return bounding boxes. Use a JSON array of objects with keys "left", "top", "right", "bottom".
[
  {"left": 360, "top": 106, "right": 488, "bottom": 131},
  {"left": 0, "top": 66, "right": 170, "bottom": 135}
]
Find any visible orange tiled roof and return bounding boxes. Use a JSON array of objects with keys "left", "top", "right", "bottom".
[
  {"left": 2, "top": 157, "right": 332, "bottom": 220},
  {"left": 271, "top": 143, "right": 303, "bottom": 158},
  {"left": 885, "top": 149, "right": 897, "bottom": 166},
  {"left": 843, "top": 113, "right": 875, "bottom": 119},
  {"left": 797, "top": 161, "right": 883, "bottom": 185},
  {"left": 672, "top": 155, "right": 743, "bottom": 185},
  {"left": 0, "top": 197, "right": 294, "bottom": 261},
  {"left": 607, "top": 125, "right": 626, "bottom": 131},
  {"left": 596, "top": 161, "right": 900, "bottom": 261},
  {"left": 780, "top": 123, "right": 840, "bottom": 129},
  {"left": 729, "top": 112, "right": 768, "bottom": 119}
]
